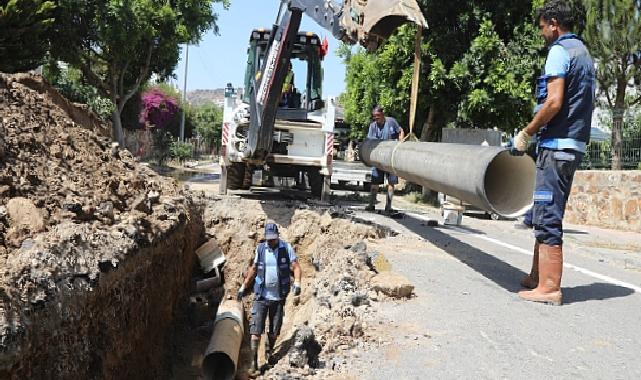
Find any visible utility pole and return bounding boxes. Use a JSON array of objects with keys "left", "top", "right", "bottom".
[{"left": 180, "top": 44, "right": 189, "bottom": 142}]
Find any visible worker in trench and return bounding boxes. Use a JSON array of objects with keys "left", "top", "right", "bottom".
[
  {"left": 365, "top": 105, "right": 405, "bottom": 214},
  {"left": 513, "top": 0, "right": 595, "bottom": 306},
  {"left": 237, "top": 220, "right": 302, "bottom": 375}
]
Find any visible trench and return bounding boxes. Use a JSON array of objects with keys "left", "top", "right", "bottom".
[{"left": 169, "top": 197, "right": 386, "bottom": 379}]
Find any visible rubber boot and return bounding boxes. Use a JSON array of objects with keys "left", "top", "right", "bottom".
[
  {"left": 384, "top": 187, "right": 394, "bottom": 214},
  {"left": 520, "top": 242, "right": 539, "bottom": 289},
  {"left": 249, "top": 339, "right": 259, "bottom": 375},
  {"left": 518, "top": 244, "right": 563, "bottom": 305},
  {"left": 266, "top": 335, "right": 276, "bottom": 365}
]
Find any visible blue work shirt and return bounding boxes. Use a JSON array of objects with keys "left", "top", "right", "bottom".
[
  {"left": 367, "top": 117, "right": 402, "bottom": 140},
  {"left": 253, "top": 240, "right": 297, "bottom": 301}
]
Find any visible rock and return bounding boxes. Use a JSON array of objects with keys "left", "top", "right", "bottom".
[
  {"left": 351, "top": 292, "right": 370, "bottom": 307},
  {"left": 6, "top": 198, "right": 46, "bottom": 233},
  {"left": 147, "top": 190, "right": 160, "bottom": 205},
  {"left": 110, "top": 142, "right": 120, "bottom": 156},
  {"left": 131, "top": 196, "right": 151, "bottom": 214},
  {"left": 0, "top": 137, "right": 5, "bottom": 160},
  {"left": 368, "top": 251, "right": 392, "bottom": 272},
  {"left": 370, "top": 272, "right": 414, "bottom": 298},
  {"left": 288, "top": 326, "right": 321, "bottom": 369},
  {"left": 97, "top": 202, "right": 114, "bottom": 219},
  {"left": 350, "top": 241, "right": 367, "bottom": 254}
]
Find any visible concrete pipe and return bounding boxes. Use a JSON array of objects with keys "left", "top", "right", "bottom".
[
  {"left": 202, "top": 300, "right": 245, "bottom": 380},
  {"left": 360, "top": 140, "right": 536, "bottom": 217}
]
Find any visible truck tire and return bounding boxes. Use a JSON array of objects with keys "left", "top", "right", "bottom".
[
  {"left": 308, "top": 170, "right": 322, "bottom": 198},
  {"left": 226, "top": 163, "right": 247, "bottom": 190}
]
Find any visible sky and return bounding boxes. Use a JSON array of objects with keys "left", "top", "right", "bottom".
[{"left": 172, "top": 0, "right": 347, "bottom": 97}]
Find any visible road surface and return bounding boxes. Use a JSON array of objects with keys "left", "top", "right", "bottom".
[{"left": 346, "top": 204, "right": 641, "bottom": 379}]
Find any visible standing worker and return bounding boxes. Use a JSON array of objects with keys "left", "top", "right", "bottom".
[
  {"left": 237, "top": 220, "right": 302, "bottom": 375},
  {"left": 513, "top": 0, "right": 595, "bottom": 306},
  {"left": 365, "top": 106, "right": 405, "bottom": 214}
]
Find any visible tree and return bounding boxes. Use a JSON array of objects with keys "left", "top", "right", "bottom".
[
  {"left": 187, "top": 103, "right": 223, "bottom": 151},
  {"left": 448, "top": 20, "right": 543, "bottom": 131},
  {"left": 49, "top": 0, "right": 229, "bottom": 145},
  {"left": 584, "top": 0, "right": 641, "bottom": 169},
  {"left": 0, "top": 0, "right": 55, "bottom": 72},
  {"left": 340, "top": 0, "right": 541, "bottom": 140}
]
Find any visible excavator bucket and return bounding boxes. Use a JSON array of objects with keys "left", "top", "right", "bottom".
[{"left": 340, "top": 0, "right": 427, "bottom": 50}]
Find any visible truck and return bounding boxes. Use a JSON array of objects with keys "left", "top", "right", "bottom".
[{"left": 219, "top": 0, "right": 427, "bottom": 200}]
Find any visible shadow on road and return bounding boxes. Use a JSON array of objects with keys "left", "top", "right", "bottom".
[
  {"left": 398, "top": 213, "right": 527, "bottom": 293},
  {"left": 395, "top": 213, "right": 637, "bottom": 303},
  {"left": 562, "top": 282, "right": 635, "bottom": 304}
]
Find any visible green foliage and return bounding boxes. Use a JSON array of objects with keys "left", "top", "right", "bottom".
[
  {"left": 584, "top": 0, "right": 641, "bottom": 109},
  {"left": 186, "top": 103, "right": 223, "bottom": 149},
  {"left": 449, "top": 20, "right": 543, "bottom": 130},
  {"left": 42, "top": 61, "right": 114, "bottom": 120},
  {"left": 170, "top": 139, "right": 193, "bottom": 163},
  {"left": 0, "top": 0, "right": 55, "bottom": 72},
  {"left": 341, "top": 1, "right": 542, "bottom": 139},
  {"left": 584, "top": 0, "right": 641, "bottom": 169},
  {"left": 152, "top": 130, "right": 173, "bottom": 166},
  {"left": 49, "top": 0, "right": 230, "bottom": 144}
]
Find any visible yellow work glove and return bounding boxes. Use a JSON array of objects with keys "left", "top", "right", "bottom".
[{"left": 514, "top": 130, "right": 531, "bottom": 152}]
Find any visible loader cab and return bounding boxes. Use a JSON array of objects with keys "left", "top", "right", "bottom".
[{"left": 243, "top": 29, "right": 325, "bottom": 115}]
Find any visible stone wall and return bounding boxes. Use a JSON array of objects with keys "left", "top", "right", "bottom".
[
  {"left": 566, "top": 171, "right": 641, "bottom": 232},
  {"left": 0, "top": 206, "right": 203, "bottom": 379}
]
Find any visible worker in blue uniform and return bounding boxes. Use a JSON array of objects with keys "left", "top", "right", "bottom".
[
  {"left": 513, "top": 0, "right": 596, "bottom": 306},
  {"left": 237, "top": 220, "right": 302, "bottom": 374},
  {"left": 365, "top": 105, "right": 405, "bottom": 214}
]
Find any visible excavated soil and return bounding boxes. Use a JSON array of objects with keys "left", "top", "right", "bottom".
[
  {"left": 0, "top": 74, "right": 203, "bottom": 378},
  {"left": 202, "top": 197, "right": 409, "bottom": 379}
]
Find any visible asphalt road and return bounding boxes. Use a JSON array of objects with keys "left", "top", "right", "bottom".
[{"left": 347, "top": 206, "right": 641, "bottom": 380}]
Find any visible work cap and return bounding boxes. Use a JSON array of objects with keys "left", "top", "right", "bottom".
[{"left": 265, "top": 220, "right": 279, "bottom": 240}]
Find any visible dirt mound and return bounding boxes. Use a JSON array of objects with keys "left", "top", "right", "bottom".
[
  {"left": 0, "top": 73, "right": 199, "bottom": 377},
  {"left": 204, "top": 198, "right": 403, "bottom": 378}
]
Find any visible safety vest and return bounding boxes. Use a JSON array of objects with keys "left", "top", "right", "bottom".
[
  {"left": 253, "top": 241, "right": 291, "bottom": 299},
  {"left": 539, "top": 34, "right": 596, "bottom": 146}
]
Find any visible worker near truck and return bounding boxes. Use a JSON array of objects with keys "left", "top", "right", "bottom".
[
  {"left": 237, "top": 220, "right": 302, "bottom": 375},
  {"left": 365, "top": 106, "right": 405, "bottom": 213},
  {"left": 513, "top": 0, "right": 595, "bottom": 306}
]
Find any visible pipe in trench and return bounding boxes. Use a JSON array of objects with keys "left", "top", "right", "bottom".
[
  {"left": 360, "top": 140, "right": 536, "bottom": 217},
  {"left": 202, "top": 300, "right": 244, "bottom": 380}
]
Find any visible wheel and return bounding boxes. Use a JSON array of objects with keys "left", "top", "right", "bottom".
[
  {"left": 308, "top": 170, "right": 322, "bottom": 198},
  {"left": 226, "top": 163, "right": 247, "bottom": 190}
]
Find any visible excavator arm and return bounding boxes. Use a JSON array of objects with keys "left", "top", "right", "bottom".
[{"left": 245, "top": 0, "right": 427, "bottom": 161}]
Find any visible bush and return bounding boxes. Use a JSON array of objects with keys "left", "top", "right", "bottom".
[
  {"left": 170, "top": 140, "right": 193, "bottom": 163},
  {"left": 153, "top": 130, "right": 173, "bottom": 166}
]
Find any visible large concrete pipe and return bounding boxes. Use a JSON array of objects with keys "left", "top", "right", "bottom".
[
  {"left": 202, "top": 300, "right": 244, "bottom": 380},
  {"left": 360, "top": 140, "right": 536, "bottom": 217}
]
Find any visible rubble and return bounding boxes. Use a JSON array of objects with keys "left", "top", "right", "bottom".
[
  {"left": 370, "top": 272, "right": 415, "bottom": 298},
  {"left": 203, "top": 197, "right": 413, "bottom": 379}
]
